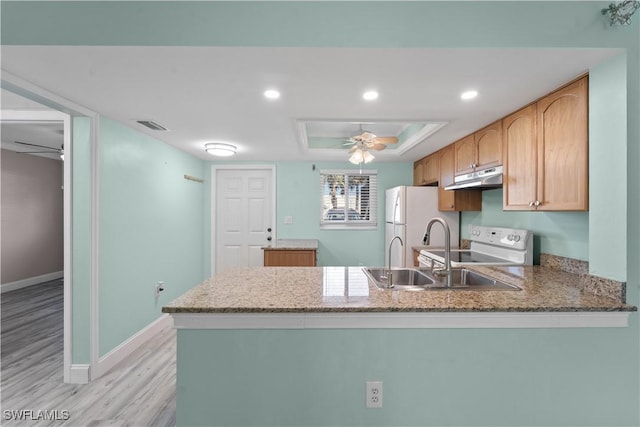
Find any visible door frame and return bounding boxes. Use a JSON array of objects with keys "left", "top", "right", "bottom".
[
  {"left": 210, "top": 164, "right": 276, "bottom": 276},
  {"left": 2, "top": 70, "right": 99, "bottom": 383},
  {"left": 1, "top": 109, "right": 73, "bottom": 380}
]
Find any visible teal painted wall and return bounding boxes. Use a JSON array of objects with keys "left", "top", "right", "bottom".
[
  {"left": 461, "top": 189, "right": 589, "bottom": 264},
  {"left": 178, "top": 327, "right": 639, "bottom": 427},
  {"left": 275, "top": 162, "right": 412, "bottom": 266},
  {"left": 589, "top": 53, "right": 628, "bottom": 281},
  {"left": 71, "top": 116, "right": 91, "bottom": 364},
  {"left": 205, "top": 161, "right": 411, "bottom": 270},
  {"left": 1, "top": 1, "right": 638, "bottom": 426},
  {"left": 98, "top": 117, "right": 206, "bottom": 356}
]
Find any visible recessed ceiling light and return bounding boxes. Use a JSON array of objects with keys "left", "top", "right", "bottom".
[
  {"left": 461, "top": 90, "right": 478, "bottom": 100},
  {"left": 363, "top": 90, "right": 379, "bottom": 101},
  {"left": 264, "top": 89, "right": 280, "bottom": 100}
]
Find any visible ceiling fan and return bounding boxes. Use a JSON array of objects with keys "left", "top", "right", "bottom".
[
  {"left": 344, "top": 129, "right": 398, "bottom": 165},
  {"left": 344, "top": 130, "right": 398, "bottom": 151},
  {"left": 10, "top": 140, "right": 64, "bottom": 160}
]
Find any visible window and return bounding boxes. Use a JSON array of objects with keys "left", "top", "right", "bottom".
[{"left": 320, "top": 170, "right": 377, "bottom": 229}]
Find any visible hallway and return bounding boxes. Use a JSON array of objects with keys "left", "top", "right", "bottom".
[{"left": 1, "top": 280, "right": 176, "bottom": 426}]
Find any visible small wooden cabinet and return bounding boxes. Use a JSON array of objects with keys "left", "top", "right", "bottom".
[
  {"left": 263, "top": 249, "right": 317, "bottom": 266},
  {"left": 438, "top": 145, "right": 482, "bottom": 211},
  {"left": 454, "top": 121, "right": 503, "bottom": 175},
  {"left": 413, "top": 153, "right": 439, "bottom": 186},
  {"left": 503, "top": 76, "right": 588, "bottom": 211}
]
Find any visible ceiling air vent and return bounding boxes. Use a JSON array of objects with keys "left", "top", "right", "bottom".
[{"left": 136, "top": 120, "right": 169, "bottom": 131}]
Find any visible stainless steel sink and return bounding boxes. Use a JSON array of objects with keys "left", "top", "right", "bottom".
[
  {"left": 363, "top": 268, "right": 435, "bottom": 291},
  {"left": 363, "top": 268, "right": 520, "bottom": 291},
  {"left": 447, "top": 269, "right": 521, "bottom": 290}
]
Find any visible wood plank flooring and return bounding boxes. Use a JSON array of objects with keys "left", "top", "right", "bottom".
[{"left": 1, "top": 280, "right": 177, "bottom": 427}]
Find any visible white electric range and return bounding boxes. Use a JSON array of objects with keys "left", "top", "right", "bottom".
[{"left": 418, "top": 225, "right": 533, "bottom": 268}]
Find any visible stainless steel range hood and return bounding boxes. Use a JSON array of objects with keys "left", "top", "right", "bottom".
[{"left": 444, "top": 166, "right": 503, "bottom": 190}]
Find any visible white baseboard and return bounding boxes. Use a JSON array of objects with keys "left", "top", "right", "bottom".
[
  {"left": 1, "top": 271, "right": 64, "bottom": 293},
  {"left": 93, "top": 314, "right": 173, "bottom": 379},
  {"left": 66, "top": 364, "right": 90, "bottom": 384}
]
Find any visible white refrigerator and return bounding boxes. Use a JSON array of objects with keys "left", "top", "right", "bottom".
[{"left": 385, "top": 186, "right": 460, "bottom": 268}]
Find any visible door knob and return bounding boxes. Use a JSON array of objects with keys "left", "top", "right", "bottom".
[{"left": 267, "top": 236, "right": 272, "bottom": 241}]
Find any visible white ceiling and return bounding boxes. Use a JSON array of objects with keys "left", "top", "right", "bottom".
[{"left": 0, "top": 46, "right": 620, "bottom": 162}]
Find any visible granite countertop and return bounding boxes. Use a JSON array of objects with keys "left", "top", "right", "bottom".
[
  {"left": 262, "top": 239, "right": 318, "bottom": 250},
  {"left": 162, "top": 265, "right": 636, "bottom": 314}
]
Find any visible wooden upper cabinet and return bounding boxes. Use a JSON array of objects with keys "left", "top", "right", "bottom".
[
  {"left": 454, "top": 135, "right": 476, "bottom": 175},
  {"left": 475, "top": 121, "right": 503, "bottom": 170},
  {"left": 413, "top": 152, "right": 439, "bottom": 186},
  {"left": 413, "top": 160, "right": 424, "bottom": 186},
  {"left": 503, "top": 104, "right": 538, "bottom": 210},
  {"left": 438, "top": 145, "right": 481, "bottom": 211},
  {"left": 454, "top": 121, "right": 503, "bottom": 175},
  {"left": 536, "top": 77, "right": 588, "bottom": 211},
  {"left": 503, "top": 75, "right": 588, "bottom": 211}
]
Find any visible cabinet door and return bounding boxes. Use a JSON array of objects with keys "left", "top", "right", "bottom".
[
  {"left": 475, "top": 120, "right": 502, "bottom": 169},
  {"left": 536, "top": 77, "right": 588, "bottom": 211},
  {"left": 438, "top": 145, "right": 456, "bottom": 211},
  {"left": 413, "top": 160, "right": 425, "bottom": 186},
  {"left": 423, "top": 154, "right": 439, "bottom": 185},
  {"left": 503, "top": 104, "right": 537, "bottom": 210},
  {"left": 454, "top": 135, "right": 476, "bottom": 175},
  {"left": 264, "top": 249, "right": 316, "bottom": 266}
]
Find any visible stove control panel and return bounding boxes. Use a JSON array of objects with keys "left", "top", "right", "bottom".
[{"left": 468, "top": 225, "right": 531, "bottom": 251}]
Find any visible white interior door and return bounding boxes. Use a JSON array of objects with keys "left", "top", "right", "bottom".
[{"left": 214, "top": 167, "right": 274, "bottom": 274}]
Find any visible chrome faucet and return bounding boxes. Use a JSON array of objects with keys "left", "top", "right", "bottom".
[
  {"left": 423, "top": 217, "right": 453, "bottom": 287},
  {"left": 382, "top": 235, "right": 403, "bottom": 288}
]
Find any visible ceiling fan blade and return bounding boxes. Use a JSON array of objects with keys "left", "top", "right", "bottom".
[
  {"left": 370, "top": 143, "right": 387, "bottom": 151},
  {"left": 359, "top": 131, "right": 377, "bottom": 141},
  {"left": 374, "top": 136, "right": 398, "bottom": 144},
  {"left": 15, "top": 150, "right": 60, "bottom": 154},
  {"left": 13, "top": 140, "right": 59, "bottom": 150}
]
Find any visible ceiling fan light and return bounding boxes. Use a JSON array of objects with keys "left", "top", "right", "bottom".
[
  {"left": 362, "top": 150, "right": 375, "bottom": 163},
  {"left": 349, "top": 149, "right": 364, "bottom": 164},
  {"left": 205, "top": 142, "right": 237, "bottom": 157}
]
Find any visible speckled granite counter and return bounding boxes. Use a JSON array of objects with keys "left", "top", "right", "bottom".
[
  {"left": 262, "top": 239, "right": 318, "bottom": 250},
  {"left": 163, "top": 265, "right": 635, "bottom": 314}
]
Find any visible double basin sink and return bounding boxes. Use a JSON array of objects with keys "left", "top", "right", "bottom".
[{"left": 363, "top": 267, "right": 520, "bottom": 291}]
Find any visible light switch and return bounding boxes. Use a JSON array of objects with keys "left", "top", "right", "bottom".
[{"left": 284, "top": 216, "right": 293, "bottom": 224}]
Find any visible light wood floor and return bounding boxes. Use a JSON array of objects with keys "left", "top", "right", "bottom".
[{"left": 1, "top": 280, "right": 177, "bottom": 427}]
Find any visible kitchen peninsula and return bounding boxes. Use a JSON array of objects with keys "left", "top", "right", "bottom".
[{"left": 163, "top": 266, "right": 635, "bottom": 426}]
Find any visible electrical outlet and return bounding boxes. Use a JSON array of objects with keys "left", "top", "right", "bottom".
[
  {"left": 155, "top": 281, "right": 165, "bottom": 298},
  {"left": 366, "top": 381, "right": 383, "bottom": 408}
]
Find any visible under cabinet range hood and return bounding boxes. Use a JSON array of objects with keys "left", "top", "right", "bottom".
[{"left": 444, "top": 166, "right": 503, "bottom": 190}]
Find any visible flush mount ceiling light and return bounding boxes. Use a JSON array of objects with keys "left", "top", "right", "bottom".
[
  {"left": 263, "top": 89, "right": 281, "bottom": 100},
  {"left": 205, "top": 142, "right": 237, "bottom": 157},
  {"left": 602, "top": 0, "right": 640, "bottom": 25},
  {"left": 461, "top": 90, "right": 478, "bottom": 100},
  {"left": 362, "top": 90, "right": 379, "bottom": 101}
]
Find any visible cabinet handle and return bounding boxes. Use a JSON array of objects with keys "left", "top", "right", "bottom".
[
  {"left": 534, "top": 200, "right": 541, "bottom": 207},
  {"left": 528, "top": 201, "right": 534, "bottom": 207}
]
